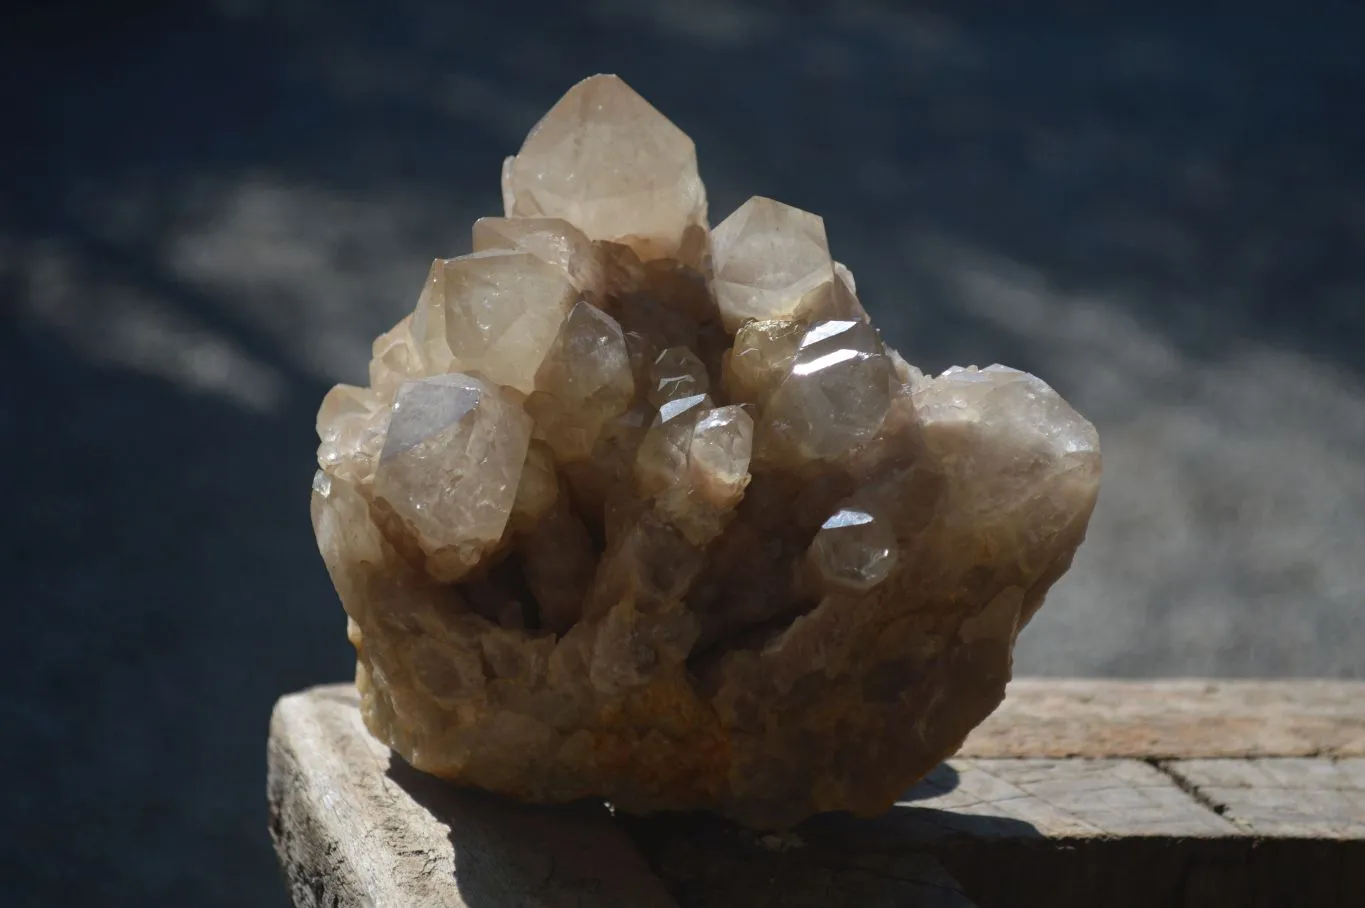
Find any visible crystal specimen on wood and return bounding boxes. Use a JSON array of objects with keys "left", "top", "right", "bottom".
[{"left": 311, "top": 74, "right": 1102, "bottom": 829}]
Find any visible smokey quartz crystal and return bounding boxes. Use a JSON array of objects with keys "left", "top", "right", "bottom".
[{"left": 311, "top": 74, "right": 1102, "bottom": 828}]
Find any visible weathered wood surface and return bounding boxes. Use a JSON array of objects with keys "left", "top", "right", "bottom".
[
  {"left": 960, "top": 678, "right": 1365, "bottom": 759},
  {"left": 865, "top": 757, "right": 1363, "bottom": 907},
  {"left": 267, "top": 685, "right": 680, "bottom": 908},
  {"left": 270, "top": 682, "right": 1365, "bottom": 907},
  {"left": 1164, "top": 758, "right": 1365, "bottom": 838},
  {"left": 632, "top": 754, "right": 1365, "bottom": 908},
  {"left": 628, "top": 757, "right": 1236, "bottom": 908},
  {"left": 895, "top": 758, "right": 1239, "bottom": 838}
]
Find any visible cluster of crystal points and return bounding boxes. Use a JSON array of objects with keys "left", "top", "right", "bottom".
[{"left": 311, "top": 75, "right": 1101, "bottom": 828}]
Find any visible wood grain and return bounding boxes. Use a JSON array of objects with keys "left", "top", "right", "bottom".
[
  {"left": 894, "top": 758, "right": 1238, "bottom": 838},
  {"left": 959, "top": 678, "right": 1365, "bottom": 759},
  {"left": 1165, "top": 758, "right": 1365, "bottom": 839}
]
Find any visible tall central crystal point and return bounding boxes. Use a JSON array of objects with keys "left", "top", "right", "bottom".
[{"left": 311, "top": 75, "right": 1102, "bottom": 828}]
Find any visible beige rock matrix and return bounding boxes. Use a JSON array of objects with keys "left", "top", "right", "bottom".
[{"left": 311, "top": 74, "right": 1102, "bottom": 828}]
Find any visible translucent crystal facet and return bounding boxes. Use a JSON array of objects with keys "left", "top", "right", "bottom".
[
  {"left": 688, "top": 406, "right": 754, "bottom": 505},
  {"left": 808, "top": 507, "right": 897, "bottom": 592},
  {"left": 372, "top": 374, "right": 531, "bottom": 582},
  {"left": 635, "top": 392, "right": 713, "bottom": 499},
  {"left": 471, "top": 216, "right": 602, "bottom": 296},
  {"left": 368, "top": 315, "right": 426, "bottom": 395},
  {"left": 762, "top": 319, "right": 894, "bottom": 463},
  {"left": 310, "top": 74, "right": 1102, "bottom": 832},
  {"left": 315, "top": 384, "right": 389, "bottom": 485},
  {"left": 525, "top": 300, "right": 635, "bottom": 462},
  {"left": 635, "top": 398, "right": 753, "bottom": 545},
  {"left": 723, "top": 318, "right": 804, "bottom": 403},
  {"left": 648, "top": 346, "right": 710, "bottom": 407},
  {"left": 409, "top": 251, "right": 577, "bottom": 394},
  {"left": 503, "top": 75, "right": 707, "bottom": 260},
  {"left": 711, "top": 197, "right": 865, "bottom": 332}
]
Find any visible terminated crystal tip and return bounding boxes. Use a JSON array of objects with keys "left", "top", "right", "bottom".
[
  {"left": 311, "top": 74, "right": 1101, "bottom": 829},
  {"left": 503, "top": 74, "right": 708, "bottom": 261}
]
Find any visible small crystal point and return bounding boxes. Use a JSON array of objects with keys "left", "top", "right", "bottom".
[
  {"left": 684, "top": 405, "right": 754, "bottom": 512},
  {"left": 723, "top": 318, "right": 805, "bottom": 403},
  {"left": 808, "top": 506, "right": 898, "bottom": 592},
  {"left": 648, "top": 346, "right": 710, "bottom": 408}
]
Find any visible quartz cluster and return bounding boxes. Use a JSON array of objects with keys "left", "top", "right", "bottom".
[{"left": 312, "top": 75, "right": 1102, "bottom": 828}]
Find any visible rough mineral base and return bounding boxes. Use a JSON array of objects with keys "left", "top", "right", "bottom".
[{"left": 311, "top": 74, "right": 1102, "bottom": 829}]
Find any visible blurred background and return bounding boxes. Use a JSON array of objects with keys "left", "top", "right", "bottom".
[{"left": 3, "top": 1, "right": 1362, "bottom": 904}]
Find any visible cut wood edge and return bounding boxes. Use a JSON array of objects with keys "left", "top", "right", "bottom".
[
  {"left": 959, "top": 678, "right": 1365, "bottom": 759},
  {"left": 267, "top": 684, "right": 681, "bottom": 908},
  {"left": 268, "top": 683, "right": 1365, "bottom": 907}
]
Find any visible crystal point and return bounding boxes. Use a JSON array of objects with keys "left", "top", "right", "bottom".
[
  {"left": 471, "top": 216, "right": 602, "bottom": 296},
  {"left": 410, "top": 252, "right": 577, "bottom": 394},
  {"left": 762, "top": 319, "right": 893, "bottom": 463},
  {"left": 648, "top": 346, "right": 710, "bottom": 408},
  {"left": 712, "top": 197, "right": 863, "bottom": 332},
  {"left": 526, "top": 300, "right": 635, "bottom": 462},
  {"left": 504, "top": 75, "right": 707, "bottom": 260},
  {"left": 315, "top": 384, "right": 389, "bottom": 485},
  {"left": 372, "top": 374, "right": 531, "bottom": 582},
  {"left": 808, "top": 507, "right": 898, "bottom": 592}
]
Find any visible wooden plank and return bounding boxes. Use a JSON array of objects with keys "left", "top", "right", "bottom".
[
  {"left": 1164, "top": 758, "right": 1365, "bottom": 839},
  {"left": 959, "top": 678, "right": 1365, "bottom": 759},
  {"left": 629, "top": 755, "right": 1365, "bottom": 908},
  {"left": 893, "top": 758, "right": 1238, "bottom": 838},
  {"left": 807, "top": 757, "right": 1254, "bottom": 907},
  {"left": 267, "top": 684, "right": 680, "bottom": 908},
  {"left": 622, "top": 823, "right": 980, "bottom": 908},
  {"left": 271, "top": 683, "right": 1365, "bottom": 907}
]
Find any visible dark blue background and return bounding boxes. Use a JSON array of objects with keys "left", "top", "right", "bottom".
[{"left": 3, "top": 2, "right": 1362, "bottom": 904}]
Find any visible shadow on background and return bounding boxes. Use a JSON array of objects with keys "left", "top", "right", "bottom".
[
  {"left": 2, "top": 1, "right": 1363, "bottom": 905},
  {"left": 899, "top": 762, "right": 964, "bottom": 803}
]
